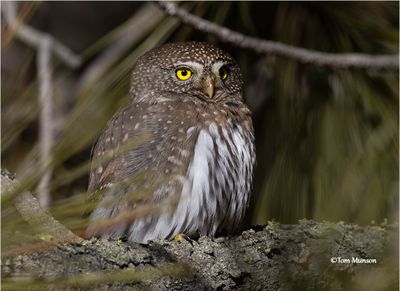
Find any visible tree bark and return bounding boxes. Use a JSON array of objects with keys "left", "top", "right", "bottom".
[{"left": 1, "top": 170, "right": 398, "bottom": 290}]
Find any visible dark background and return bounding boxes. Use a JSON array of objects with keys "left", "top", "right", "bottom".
[{"left": 2, "top": 2, "right": 398, "bottom": 234}]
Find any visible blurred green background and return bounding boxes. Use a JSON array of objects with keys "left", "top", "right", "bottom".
[{"left": 1, "top": 1, "right": 398, "bottom": 237}]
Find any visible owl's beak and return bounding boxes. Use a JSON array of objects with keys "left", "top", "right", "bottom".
[{"left": 203, "top": 76, "right": 215, "bottom": 98}]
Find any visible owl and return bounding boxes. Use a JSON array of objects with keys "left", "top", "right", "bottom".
[{"left": 87, "top": 42, "right": 255, "bottom": 243}]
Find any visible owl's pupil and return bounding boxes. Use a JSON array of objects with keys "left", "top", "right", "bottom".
[
  {"left": 181, "top": 70, "right": 187, "bottom": 76},
  {"left": 219, "top": 66, "right": 229, "bottom": 80}
]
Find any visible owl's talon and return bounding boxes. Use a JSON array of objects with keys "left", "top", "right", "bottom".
[{"left": 173, "top": 233, "right": 194, "bottom": 245}]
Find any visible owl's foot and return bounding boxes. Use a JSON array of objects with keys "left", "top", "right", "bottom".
[{"left": 173, "top": 233, "right": 194, "bottom": 245}]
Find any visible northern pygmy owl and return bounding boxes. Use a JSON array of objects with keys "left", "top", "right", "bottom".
[{"left": 87, "top": 42, "right": 255, "bottom": 243}]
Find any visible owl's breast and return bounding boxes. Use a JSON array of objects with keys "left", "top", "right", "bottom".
[{"left": 172, "top": 117, "right": 255, "bottom": 237}]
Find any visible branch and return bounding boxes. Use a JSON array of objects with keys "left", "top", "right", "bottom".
[
  {"left": 157, "top": 1, "right": 399, "bottom": 71},
  {"left": 2, "top": 2, "right": 83, "bottom": 207},
  {"left": 2, "top": 2, "right": 82, "bottom": 68},
  {"left": 1, "top": 169, "right": 82, "bottom": 246},
  {"left": 2, "top": 218, "right": 396, "bottom": 290},
  {"left": 36, "top": 35, "right": 54, "bottom": 208}
]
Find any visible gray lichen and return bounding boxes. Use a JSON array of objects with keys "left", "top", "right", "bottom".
[{"left": 2, "top": 220, "right": 397, "bottom": 291}]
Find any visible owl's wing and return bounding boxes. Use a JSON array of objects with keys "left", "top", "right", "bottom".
[
  {"left": 88, "top": 103, "right": 151, "bottom": 196},
  {"left": 86, "top": 100, "right": 197, "bottom": 232},
  {"left": 88, "top": 112, "right": 121, "bottom": 194}
]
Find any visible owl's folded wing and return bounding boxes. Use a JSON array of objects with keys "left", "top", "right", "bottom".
[{"left": 88, "top": 104, "right": 153, "bottom": 195}]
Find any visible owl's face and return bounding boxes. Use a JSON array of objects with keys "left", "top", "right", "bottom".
[{"left": 130, "top": 42, "right": 243, "bottom": 103}]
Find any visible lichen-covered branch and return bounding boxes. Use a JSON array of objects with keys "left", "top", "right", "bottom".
[
  {"left": 1, "top": 169, "right": 82, "bottom": 246},
  {"left": 1, "top": 169, "right": 397, "bottom": 289},
  {"left": 2, "top": 216, "right": 397, "bottom": 290},
  {"left": 157, "top": 1, "right": 399, "bottom": 71}
]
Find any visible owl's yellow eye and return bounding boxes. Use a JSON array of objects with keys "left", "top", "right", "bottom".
[
  {"left": 175, "top": 68, "right": 192, "bottom": 81},
  {"left": 219, "top": 66, "right": 229, "bottom": 80}
]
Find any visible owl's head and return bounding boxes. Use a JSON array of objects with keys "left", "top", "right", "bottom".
[{"left": 130, "top": 42, "right": 243, "bottom": 103}]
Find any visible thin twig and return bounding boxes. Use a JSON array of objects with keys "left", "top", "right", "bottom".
[
  {"left": 2, "top": 2, "right": 83, "bottom": 207},
  {"left": 157, "top": 1, "right": 399, "bottom": 71},
  {"left": 36, "top": 36, "right": 53, "bottom": 208},
  {"left": 2, "top": 2, "right": 82, "bottom": 68}
]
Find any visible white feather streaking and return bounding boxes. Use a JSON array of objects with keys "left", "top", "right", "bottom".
[{"left": 127, "top": 122, "right": 254, "bottom": 242}]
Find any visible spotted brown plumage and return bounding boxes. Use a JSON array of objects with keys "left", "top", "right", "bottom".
[{"left": 87, "top": 42, "right": 255, "bottom": 243}]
